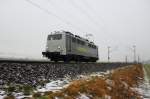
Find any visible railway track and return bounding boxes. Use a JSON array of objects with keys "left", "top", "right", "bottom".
[
  {"left": 0, "top": 59, "right": 134, "bottom": 87},
  {"left": 0, "top": 58, "right": 132, "bottom": 64}
]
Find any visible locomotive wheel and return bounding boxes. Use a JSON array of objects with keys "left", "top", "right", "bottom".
[
  {"left": 63, "top": 56, "right": 70, "bottom": 62},
  {"left": 75, "top": 56, "right": 82, "bottom": 62},
  {"left": 51, "top": 57, "right": 58, "bottom": 62},
  {"left": 54, "top": 60, "right": 58, "bottom": 62}
]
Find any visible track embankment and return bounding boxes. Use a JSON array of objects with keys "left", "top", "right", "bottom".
[
  {"left": 31, "top": 64, "right": 143, "bottom": 99},
  {"left": 0, "top": 61, "right": 133, "bottom": 86}
]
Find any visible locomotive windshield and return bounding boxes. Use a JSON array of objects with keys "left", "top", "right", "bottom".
[{"left": 48, "top": 34, "right": 62, "bottom": 40}]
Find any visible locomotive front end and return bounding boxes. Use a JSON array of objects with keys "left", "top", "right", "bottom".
[{"left": 42, "top": 31, "right": 66, "bottom": 61}]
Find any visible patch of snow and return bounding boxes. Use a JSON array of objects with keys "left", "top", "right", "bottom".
[
  {"left": 105, "top": 79, "right": 113, "bottom": 86},
  {"left": 77, "top": 94, "right": 90, "bottom": 99},
  {"left": 14, "top": 92, "right": 31, "bottom": 99},
  {"left": 133, "top": 67, "right": 150, "bottom": 99},
  {"left": 15, "top": 95, "right": 32, "bottom": 99},
  {"left": 76, "top": 70, "right": 112, "bottom": 80},
  {"left": 37, "top": 79, "right": 70, "bottom": 92},
  {"left": 0, "top": 90, "right": 5, "bottom": 99},
  {"left": 0, "top": 91, "right": 5, "bottom": 95},
  {"left": 133, "top": 82, "right": 150, "bottom": 99},
  {"left": 90, "top": 70, "right": 111, "bottom": 77},
  {"left": 104, "top": 95, "right": 111, "bottom": 99},
  {"left": 0, "top": 95, "right": 5, "bottom": 99},
  {"left": 77, "top": 94, "right": 111, "bottom": 99}
]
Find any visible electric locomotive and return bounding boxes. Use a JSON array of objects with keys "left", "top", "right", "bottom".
[{"left": 42, "top": 31, "right": 99, "bottom": 62}]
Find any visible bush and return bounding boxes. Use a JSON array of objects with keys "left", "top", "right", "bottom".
[
  {"left": 22, "top": 85, "right": 33, "bottom": 95},
  {"left": 5, "top": 86, "right": 16, "bottom": 95}
]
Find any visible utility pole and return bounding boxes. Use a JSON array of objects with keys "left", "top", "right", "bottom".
[
  {"left": 133, "top": 45, "right": 136, "bottom": 63},
  {"left": 108, "top": 46, "right": 110, "bottom": 62},
  {"left": 125, "top": 56, "right": 128, "bottom": 63},
  {"left": 138, "top": 55, "right": 140, "bottom": 63}
]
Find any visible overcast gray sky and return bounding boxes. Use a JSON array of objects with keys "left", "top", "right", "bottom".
[{"left": 0, "top": 0, "right": 150, "bottom": 62}]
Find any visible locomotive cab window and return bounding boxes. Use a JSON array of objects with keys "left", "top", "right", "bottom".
[
  {"left": 47, "top": 35, "right": 52, "bottom": 40},
  {"left": 53, "top": 34, "right": 62, "bottom": 40},
  {"left": 47, "top": 34, "right": 62, "bottom": 40}
]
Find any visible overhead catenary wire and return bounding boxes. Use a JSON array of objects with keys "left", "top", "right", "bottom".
[
  {"left": 24, "top": 0, "right": 87, "bottom": 34},
  {"left": 47, "top": 0, "right": 96, "bottom": 32},
  {"left": 68, "top": 0, "right": 101, "bottom": 29},
  {"left": 80, "top": 0, "right": 105, "bottom": 25},
  {"left": 80, "top": 0, "right": 108, "bottom": 35},
  {"left": 46, "top": 0, "right": 98, "bottom": 33}
]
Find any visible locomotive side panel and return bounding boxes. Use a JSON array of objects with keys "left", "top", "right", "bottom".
[
  {"left": 66, "top": 35, "right": 98, "bottom": 60},
  {"left": 66, "top": 34, "right": 72, "bottom": 53}
]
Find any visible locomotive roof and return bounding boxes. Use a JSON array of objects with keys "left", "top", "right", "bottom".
[{"left": 49, "top": 31, "right": 97, "bottom": 46}]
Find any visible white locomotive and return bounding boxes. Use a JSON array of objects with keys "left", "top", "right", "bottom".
[{"left": 42, "top": 31, "right": 99, "bottom": 62}]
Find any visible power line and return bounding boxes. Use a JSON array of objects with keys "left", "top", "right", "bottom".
[
  {"left": 46, "top": 0, "right": 97, "bottom": 33},
  {"left": 24, "top": 0, "right": 86, "bottom": 33},
  {"left": 80, "top": 0, "right": 103, "bottom": 25},
  {"left": 68, "top": 0, "right": 101, "bottom": 29},
  {"left": 80, "top": 0, "right": 108, "bottom": 35}
]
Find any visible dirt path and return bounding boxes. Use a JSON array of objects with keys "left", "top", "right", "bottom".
[
  {"left": 137, "top": 64, "right": 150, "bottom": 99},
  {"left": 143, "top": 64, "right": 150, "bottom": 81}
]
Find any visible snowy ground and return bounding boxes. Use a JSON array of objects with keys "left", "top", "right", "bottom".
[
  {"left": 135, "top": 66, "right": 150, "bottom": 99},
  {"left": 0, "top": 68, "right": 150, "bottom": 99},
  {"left": 0, "top": 71, "right": 110, "bottom": 99},
  {"left": 0, "top": 91, "right": 5, "bottom": 99},
  {"left": 37, "top": 71, "right": 111, "bottom": 93},
  {"left": 136, "top": 81, "right": 150, "bottom": 99},
  {"left": 37, "top": 78, "right": 70, "bottom": 92},
  {"left": 0, "top": 90, "right": 31, "bottom": 99},
  {"left": 0, "top": 78, "right": 70, "bottom": 99}
]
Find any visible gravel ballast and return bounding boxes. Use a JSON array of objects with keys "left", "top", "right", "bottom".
[{"left": 0, "top": 62, "right": 132, "bottom": 86}]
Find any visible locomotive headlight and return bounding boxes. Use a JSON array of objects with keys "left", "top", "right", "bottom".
[
  {"left": 58, "top": 46, "right": 61, "bottom": 49},
  {"left": 58, "top": 46, "right": 63, "bottom": 53}
]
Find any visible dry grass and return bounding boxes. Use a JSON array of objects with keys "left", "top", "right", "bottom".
[
  {"left": 31, "top": 64, "right": 144, "bottom": 99},
  {"left": 3, "top": 95, "right": 15, "bottom": 99},
  {"left": 64, "top": 78, "right": 109, "bottom": 97},
  {"left": 111, "top": 64, "right": 143, "bottom": 87},
  {"left": 109, "top": 64, "right": 143, "bottom": 99}
]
